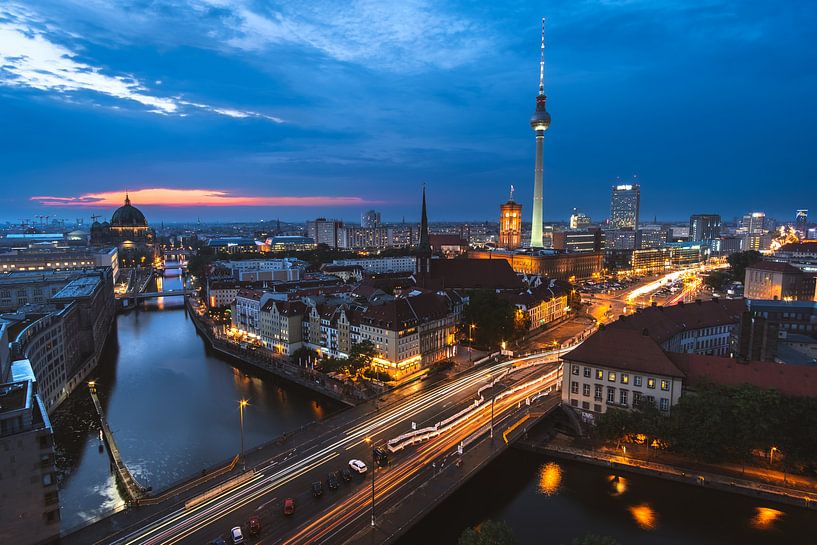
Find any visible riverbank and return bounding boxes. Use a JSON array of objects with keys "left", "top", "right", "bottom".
[{"left": 516, "top": 437, "right": 817, "bottom": 511}]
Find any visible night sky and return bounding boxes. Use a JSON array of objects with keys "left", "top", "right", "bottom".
[{"left": 1, "top": 1, "right": 815, "bottom": 224}]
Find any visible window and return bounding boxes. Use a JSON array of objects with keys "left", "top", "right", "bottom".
[
  {"left": 647, "top": 378, "right": 656, "bottom": 389},
  {"left": 583, "top": 384, "right": 591, "bottom": 397},
  {"left": 42, "top": 473, "right": 54, "bottom": 487},
  {"left": 621, "top": 373, "right": 629, "bottom": 385},
  {"left": 594, "top": 403, "right": 602, "bottom": 412},
  {"left": 594, "top": 384, "right": 603, "bottom": 401},
  {"left": 571, "top": 381, "right": 579, "bottom": 394},
  {"left": 582, "top": 401, "right": 590, "bottom": 410},
  {"left": 660, "top": 398, "right": 670, "bottom": 412},
  {"left": 596, "top": 369, "right": 603, "bottom": 380},
  {"left": 634, "top": 375, "right": 642, "bottom": 387},
  {"left": 572, "top": 364, "right": 579, "bottom": 375},
  {"left": 608, "top": 371, "right": 617, "bottom": 382},
  {"left": 607, "top": 387, "right": 616, "bottom": 404},
  {"left": 571, "top": 399, "right": 578, "bottom": 407},
  {"left": 661, "top": 380, "right": 670, "bottom": 391},
  {"left": 633, "top": 391, "right": 643, "bottom": 405},
  {"left": 583, "top": 367, "right": 591, "bottom": 378},
  {"left": 619, "top": 389, "right": 628, "bottom": 406}
]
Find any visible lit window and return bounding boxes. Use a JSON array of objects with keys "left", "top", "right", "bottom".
[
  {"left": 647, "top": 378, "right": 656, "bottom": 389},
  {"left": 621, "top": 373, "right": 629, "bottom": 384},
  {"left": 661, "top": 380, "right": 670, "bottom": 391},
  {"left": 608, "top": 372, "right": 616, "bottom": 382}
]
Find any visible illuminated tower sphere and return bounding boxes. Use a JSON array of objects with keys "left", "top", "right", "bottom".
[
  {"left": 500, "top": 185, "right": 523, "bottom": 250},
  {"left": 530, "top": 18, "right": 551, "bottom": 249}
]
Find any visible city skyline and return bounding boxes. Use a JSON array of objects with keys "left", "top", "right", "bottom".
[{"left": 2, "top": 1, "right": 816, "bottom": 224}]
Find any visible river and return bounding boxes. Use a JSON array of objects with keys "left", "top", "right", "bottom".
[
  {"left": 397, "top": 448, "right": 817, "bottom": 545},
  {"left": 51, "top": 268, "right": 338, "bottom": 530}
]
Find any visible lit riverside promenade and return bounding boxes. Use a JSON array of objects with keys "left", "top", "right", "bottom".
[{"left": 61, "top": 351, "right": 565, "bottom": 545}]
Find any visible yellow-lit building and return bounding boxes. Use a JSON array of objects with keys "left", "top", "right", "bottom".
[{"left": 499, "top": 190, "right": 523, "bottom": 250}]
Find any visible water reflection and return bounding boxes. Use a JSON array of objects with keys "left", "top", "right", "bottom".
[
  {"left": 608, "top": 474, "right": 627, "bottom": 496},
  {"left": 629, "top": 503, "right": 658, "bottom": 530},
  {"left": 751, "top": 507, "right": 784, "bottom": 530},
  {"left": 52, "top": 270, "right": 338, "bottom": 529},
  {"left": 537, "top": 462, "right": 561, "bottom": 496}
]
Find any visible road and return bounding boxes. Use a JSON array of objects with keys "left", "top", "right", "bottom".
[{"left": 70, "top": 351, "right": 565, "bottom": 545}]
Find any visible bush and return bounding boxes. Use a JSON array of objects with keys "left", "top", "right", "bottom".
[{"left": 362, "top": 368, "right": 393, "bottom": 382}]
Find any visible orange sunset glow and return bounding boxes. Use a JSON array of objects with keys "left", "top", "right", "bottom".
[{"left": 31, "top": 188, "right": 370, "bottom": 207}]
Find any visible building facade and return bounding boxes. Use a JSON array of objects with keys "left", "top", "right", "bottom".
[
  {"left": 744, "top": 261, "right": 816, "bottom": 301},
  {"left": 499, "top": 193, "right": 523, "bottom": 250},
  {"left": 469, "top": 249, "right": 603, "bottom": 281},
  {"left": 689, "top": 214, "right": 721, "bottom": 241},
  {"left": 610, "top": 184, "right": 641, "bottom": 230},
  {"left": 306, "top": 218, "right": 344, "bottom": 248}
]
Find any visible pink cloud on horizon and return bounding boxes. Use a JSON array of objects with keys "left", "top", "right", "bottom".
[{"left": 31, "top": 188, "right": 374, "bottom": 207}]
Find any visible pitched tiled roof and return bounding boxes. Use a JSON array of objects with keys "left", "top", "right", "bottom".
[
  {"left": 669, "top": 353, "right": 817, "bottom": 397},
  {"left": 747, "top": 260, "right": 806, "bottom": 274},
  {"left": 429, "top": 234, "right": 468, "bottom": 247},
  {"left": 427, "top": 259, "right": 522, "bottom": 290},
  {"left": 777, "top": 241, "right": 817, "bottom": 253},
  {"left": 609, "top": 299, "right": 745, "bottom": 344},
  {"left": 360, "top": 292, "right": 452, "bottom": 330},
  {"left": 236, "top": 288, "right": 263, "bottom": 301},
  {"left": 564, "top": 328, "right": 685, "bottom": 378}
]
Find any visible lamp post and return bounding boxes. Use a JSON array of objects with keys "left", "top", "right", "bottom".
[
  {"left": 468, "top": 323, "right": 476, "bottom": 362},
  {"left": 365, "top": 437, "right": 375, "bottom": 527},
  {"left": 239, "top": 399, "right": 248, "bottom": 471},
  {"left": 486, "top": 374, "right": 496, "bottom": 441}
]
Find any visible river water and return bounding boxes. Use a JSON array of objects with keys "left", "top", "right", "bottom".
[
  {"left": 51, "top": 268, "right": 337, "bottom": 530},
  {"left": 398, "top": 448, "right": 817, "bottom": 545},
  {"left": 52, "top": 269, "right": 817, "bottom": 542}
]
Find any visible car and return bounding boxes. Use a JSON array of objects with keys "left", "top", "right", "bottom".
[
  {"left": 373, "top": 447, "right": 389, "bottom": 467},
  {"left": 341, "top": 467, "right": 352, "bottom": 482},
  {"left": 283, "top": 497, "right": 295, "bottom": 515},
  {"left": 327, "top": 472, "right": 339, "bottom": 490},
  {"left": 349, "top": 459, "right": 367, "bottom": 474},
  {"left": 230, "top": 526, "right": 244, "bottom": 545},
  {"left": 248, "top": 516, "right": 261, "bottom": 536},
  {"left": 311, "top": 481, "right": 324, "bottom": 497},
  {"left": 210, "top": 539, "right": 227, "bottom": 545}
]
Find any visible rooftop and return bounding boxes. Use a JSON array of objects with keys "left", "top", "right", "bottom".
[
  {"left": 670, "top": 353, "right": 817, "bottom": 397},
  {"left": 51, "top": 275, "right": 101, "bottom": 300},
  {"left": 747, "top": 260, "right": 806, "bottom": 274},
  {"left": 564, "top": 328, "right": 685, "bottom": 378}
]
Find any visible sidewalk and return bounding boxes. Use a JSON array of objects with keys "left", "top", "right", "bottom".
[{"left": 518, "top": 437, "right": 817, "bottom": 511}]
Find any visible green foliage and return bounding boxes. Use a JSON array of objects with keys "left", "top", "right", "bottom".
[
  {"left": 362, "top": 368, "right": 393, "bottom": 382},
  {"left": 595, "top": 383, "right": 817, "bottom": 470},
  {"left": 462, "top": 291, "right": 526, "bottom": 350},
  {"left": 703, "top": 270, "right": 732, "bottom": 291},
  {"left": 291, "top": 346, "right": 319, "bottom": 365},
  {"left": 571, "top": 535, "right": 621, "bottom": 545},
  {"left": 727, "top": 250, "right": 761, "bottom": 282},
  {"left": 316, "top": 341, "right": 378, "bottom": 376},
  {"left": 458, "top": 520, "right": 518, "bottom": 545}
]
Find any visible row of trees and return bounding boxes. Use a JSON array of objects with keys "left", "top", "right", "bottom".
[
  {"left": 293, "top": 341, "right": 379, "bottom": 377},
  {"left": 703, "top": 250, "right": 761, "bottom": 291},
  {"left": 596, "top": 383, "right": 817, "bottom": 472}
]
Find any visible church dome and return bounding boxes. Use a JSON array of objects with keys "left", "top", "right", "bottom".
[{"left": 110, "top": 194, "right": 147, "bottom": 227}]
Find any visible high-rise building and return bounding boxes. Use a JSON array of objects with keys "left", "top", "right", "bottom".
[
  {"left": 689, "top": 214, "right": 721, "bottom": 241},
  {"left": 569, "top": 208, "right": 591, "bottom": 230},
  {"left": 306, "top": 218, "right": 344, "bottom": 248},
  {"left": 499, "top": 186, "right": 523, "bottom": 249},
  {"left": 610, "top": 183, "right": 640, "bottom": 230},
  {"left": 361, "top": 210, "right": 381, "bottom": 228},
  {"left": 529, "top": 19, "right": 551, "bottom": 248},
  {"left": 795, "top": 209, "right": 808, "bottom": 236}
]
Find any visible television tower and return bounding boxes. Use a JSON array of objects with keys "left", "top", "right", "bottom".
[{"left": 529, "top": 18, "right": 551, "bottom": 248}]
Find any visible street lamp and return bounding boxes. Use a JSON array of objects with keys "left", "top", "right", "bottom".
[
  {"left": 769, "top": 446, "right": 778, "bottom": 464},
  {"left": 468, "top": 323, "right": 476, "bottom": 362},
  {"left": 239, "top": 399, "right": 249, "bottom": 471},
  {"left": 365, "top": 437, "right": 375, "bottom": 527}
]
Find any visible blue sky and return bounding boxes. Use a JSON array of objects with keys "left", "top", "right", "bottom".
[{"left": 1, "top": 0, "right": 815, "bottom": 224}]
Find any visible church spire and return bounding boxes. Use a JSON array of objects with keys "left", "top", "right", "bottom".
[
  {"left": 124, "top": 190, "right": 130, "bottom": 206},
  {"left": 418, "top": 184, "right": 430, "bottom": 254}
]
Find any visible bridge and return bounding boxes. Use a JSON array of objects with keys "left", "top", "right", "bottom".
[
  {"left": 62, "top": 351, "right": 568, "bottom": 545},
  {"left": 130, "top": 289, "right": 197, "bottom": 299},
  {"left": 88, "top": 382, "right": 149, "bottom": 503}
]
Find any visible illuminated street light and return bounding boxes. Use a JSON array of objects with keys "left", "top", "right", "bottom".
[
  {"left": 365, "top": 437, "right": 375, "bottom": 527},
  {"left": 239, "top": 399, "right": 249, "bottom": 470}
]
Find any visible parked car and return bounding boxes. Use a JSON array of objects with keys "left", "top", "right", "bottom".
[
  {"left": 327, "top": 472, "right": 339, "bottom": 490},
  {"left": 341, "top": 467, "right": 352, "bottom": 482},
  {"left": 283, "top": 497, "right": 295, "bottom": 515},
  {"left": 349, "top": 459, "right": 367, "bottom": 474},
  {"left": 230, "top": 526, "right": 244, "bottom": 545},
  {"left": 248, "top": 516, "right": 261, "bottom": 536},
  {"left": 312, "top": 481, "right": 324, "bottom": 497}
]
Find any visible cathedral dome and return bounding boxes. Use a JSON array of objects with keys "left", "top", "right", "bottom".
[{"left": 110, "top": 194, "right": 147, "bottom": 227}]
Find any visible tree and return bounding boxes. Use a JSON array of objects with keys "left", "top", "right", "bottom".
[
  {"left": 703, "top": 270, "right": 731, "bottom": 291},
  {"left": 462, "top": 291, "right": 523, "bottom": 349},
  {"left": 727, "top": 250, "right": 761, "bottom": 283},
  {"left": 458, "top": 520, "right": 518, "bottom": 545},
  {"left": 347, "top": 340, "right": 377, "bottom": 375},
  {"left": 571, "top": 534, "right": 621, "bottom": 545}
]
